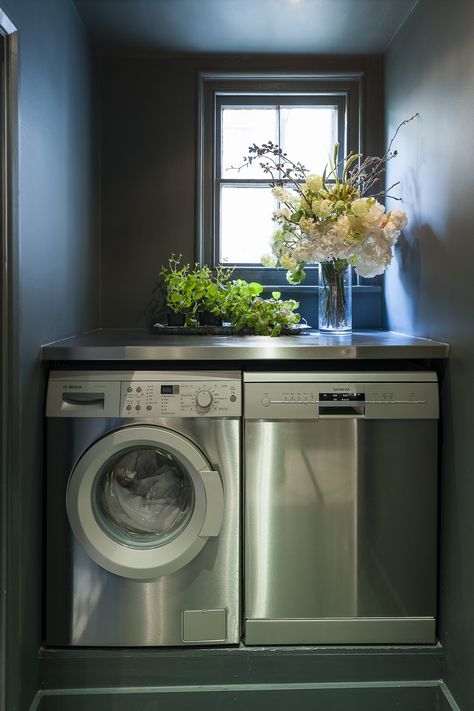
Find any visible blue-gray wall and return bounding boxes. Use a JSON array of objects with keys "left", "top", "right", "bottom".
[
  {"left": 385, "top": 0, "right": 474, "bottom": 708},
  {"left": 0, "top": 0, "right": 98, "bottom": 708},
  {"left": 97, "top": 54, "right": 383, "bottom": 328}
]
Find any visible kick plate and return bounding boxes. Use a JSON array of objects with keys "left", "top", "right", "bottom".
[{"left": 245, "top": 617, "right": 436, "bottom": 645}]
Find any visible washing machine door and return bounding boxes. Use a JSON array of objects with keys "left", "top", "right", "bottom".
[{"left": 66, "top": 425, "right": 224, "bottom": 580}]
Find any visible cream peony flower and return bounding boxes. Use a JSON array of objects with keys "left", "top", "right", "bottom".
[
  {"left": 280, "top": 254, "right": 298, "bottom": 270},
  {"left": 261, "top": 253, "right": 278, "bottom": 268},
  {"left": 305, "top": 174, "right": 323, "bottom": 193},
  {"left": 273, "top": 207, "right": 291, "bottom": 220},
  {"left": 312, "top": 198, "right": 333, "bottom": 219},
  {"left": 271, "top": 186, "right": 293, "bottom": 203},
  {"left": 299, "top": 216, "right": 315, "bottom": 234},
  {"left": 387, "top": 209, "right": 408, "bottom": 231},
  {"left": 353, "top": 229, "right": 392, "bottom": 277},
  {"left": 350, "top": 198, "right": 371, "bottom": 218}
]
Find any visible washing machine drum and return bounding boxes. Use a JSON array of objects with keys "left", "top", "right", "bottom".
[{"left": 66, "top": 426, "right": 224, "bottom": 580}]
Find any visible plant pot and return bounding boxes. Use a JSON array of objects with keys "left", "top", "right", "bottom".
[
  {"left": 198, "top": 311, "right": 222, "bottom": 327},
  {"left": 167, "top": 312, "right": 186, "bottom": 327}
]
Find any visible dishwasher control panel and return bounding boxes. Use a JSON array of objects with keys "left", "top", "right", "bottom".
[{"left": 244, "top": 373, "right": 439, "bottom": 420}]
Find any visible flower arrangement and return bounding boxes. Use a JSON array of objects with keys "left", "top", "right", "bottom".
[{"left": 240, "top": 116, "right": 415, "bottom": 331}]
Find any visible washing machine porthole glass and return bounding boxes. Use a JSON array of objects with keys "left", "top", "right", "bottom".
[{"left": 92, "top": 446, "right": 195, "bottom": 549}]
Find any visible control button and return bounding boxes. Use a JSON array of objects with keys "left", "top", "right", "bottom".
[
  {"left": 135, "top": 405, "right": 141, "bottom": 411},
  {"left": 229, "top": 394, "right": 237, "bottom": 403},
  {"left": 127, "top": 387, "right": 133, "bottom": 393},
  {"left": 146, "top": 405, "right": 152, "bottom": 411},
  {"left": 196, "top": 390, "right": 213, "bottom": 410},
  {"left": 126, "top": 404, "right": 132, "bottom": 411},
  {"left": 262, "top": 397, "right": 271, "bottom": 407},
  {"left": 136, "top": 387, "right": 142, "bottom": 393}
]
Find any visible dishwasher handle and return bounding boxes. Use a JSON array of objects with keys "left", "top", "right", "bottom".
[{"left": 318, "top": 402, "right": 365, "bottom": 416}]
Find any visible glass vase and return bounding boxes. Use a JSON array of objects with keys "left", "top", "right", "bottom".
[{"left": 318, "top": 260, "right": 352, "bottom": 333}]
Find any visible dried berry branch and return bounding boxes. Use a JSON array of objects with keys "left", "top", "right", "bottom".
[{"left": 234, "top": 114, "right": 419, "bottom": 202}]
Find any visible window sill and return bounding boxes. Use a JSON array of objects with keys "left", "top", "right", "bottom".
[{"left": 261, "top": 284, "right": 382, "bottom": 295}]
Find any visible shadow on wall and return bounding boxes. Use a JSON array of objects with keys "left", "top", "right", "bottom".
[{"left": 386, "top": 221, "right": 456, "bottom": 339}]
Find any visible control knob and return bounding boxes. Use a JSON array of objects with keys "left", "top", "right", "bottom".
[{"left": 196, "top": 389, "right": 213, "bottom": 411}]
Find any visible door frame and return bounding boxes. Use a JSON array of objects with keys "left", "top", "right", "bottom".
[{"left": 0, "top": 9, "right": 19, "bottom": 711}]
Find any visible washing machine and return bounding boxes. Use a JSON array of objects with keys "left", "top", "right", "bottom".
[{"left": 45, "top": 370, "right": 241, "bottom": 646}]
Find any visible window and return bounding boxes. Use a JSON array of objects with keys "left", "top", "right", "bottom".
[
  {"left": 218, "top": 98, "right": 341, "bottom": 264},
  {"left": 198, "top": 74, "right": 362, "bottom": 281}
]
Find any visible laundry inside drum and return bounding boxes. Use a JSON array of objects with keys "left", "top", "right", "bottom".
[{"left": 92, "top": 446, "right": 195, "bottom": 548}]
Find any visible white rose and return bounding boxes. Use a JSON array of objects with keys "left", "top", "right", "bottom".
[
  {"left": 388, "top": 209, "right": 408, "bottom": 230},
  {"left": 383, "top": 222, "right": 400, "bottom": 244},
  {"left": 350, "top": 199, "right": 385, "bottom": 234},
  {"left": 366, "top": 200, "right": 386, "bottom": 227}
]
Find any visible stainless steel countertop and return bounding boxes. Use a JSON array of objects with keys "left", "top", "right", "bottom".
[{"left": 41, "top": 329, "right": 449, "bottom": 361}]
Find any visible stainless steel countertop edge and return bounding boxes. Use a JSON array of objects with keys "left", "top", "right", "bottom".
[{"left": 40, "top": 329, "right": 449, "bottom": 361}]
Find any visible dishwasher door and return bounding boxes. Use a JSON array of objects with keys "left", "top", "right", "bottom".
[{"left": 244, "top": 372, "right": 439, "bottom": 645}]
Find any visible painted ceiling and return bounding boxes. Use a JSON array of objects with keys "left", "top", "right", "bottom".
[{"left": 74, "top": 0, "right": 419, "bottom": 54}]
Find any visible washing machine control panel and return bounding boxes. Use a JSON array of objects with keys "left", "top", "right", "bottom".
[{"left": 120, "top": 380, "right": 241, "bottom": 417}]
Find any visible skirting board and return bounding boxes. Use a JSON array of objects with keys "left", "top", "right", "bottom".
[{"left": 31, "top": 680, "right": 461, "bottom": 711}]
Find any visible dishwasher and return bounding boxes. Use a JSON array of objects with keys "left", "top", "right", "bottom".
[{"left": 244, "top": 371, "right": 439, "bottom": 645}]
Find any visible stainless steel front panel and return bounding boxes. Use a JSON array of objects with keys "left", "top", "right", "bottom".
[
  {"left": 244, "top": 417, "right": 438, "bottom": 644},
  {"left": 46, "top": 416, "right": 240, "bottom": 646}
]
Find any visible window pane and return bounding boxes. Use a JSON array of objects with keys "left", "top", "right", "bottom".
[
  {"left": 280, "top": 107, "right": 338, "bottom": 175},
  {"left": 221, "top": 108, "right": 278, "bottom": 179},
  {"left": 220, "top": 185, "right": 277, "bottom": 264}
]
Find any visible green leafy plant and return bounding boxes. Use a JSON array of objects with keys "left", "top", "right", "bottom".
[
  {"left": 221, "top": 279, "right": 264, "bottom": 329},
  {"left": 159, "top": 255, "right": 214, "bottom": 326},
  {"left": 158, "top": 255, "right": 301, "bottom": 336},
  {"left": 200, "top": 264, "right": 235, "bottom": 318},
  {"left": 242, "top": 291, "right": 301, "bottom": 337},
  {"left": 223, "top": 281, "right": 300, "bottom": 335}
]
